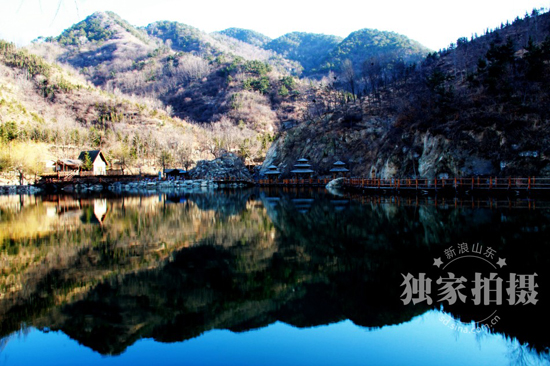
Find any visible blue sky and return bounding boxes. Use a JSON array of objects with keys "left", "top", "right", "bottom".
[{"left": 0, "top": 0, "right": 548, "bottom": 50}]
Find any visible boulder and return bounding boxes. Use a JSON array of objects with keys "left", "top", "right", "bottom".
[
  {"left": 326, "top": 177, "right": 345, "bottom": 190},
  {"left": 188, "top": 153, "right": 252, "bottom": 180}
]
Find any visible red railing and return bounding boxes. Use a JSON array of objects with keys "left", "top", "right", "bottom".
[
  {"left": 257, "top": 178, "right": 331, "bottom": 186},
  {"left": 254, "top": 176, "right": 550, "bottom": 191},
  {"left": 342, "top": 177, "right": 550, "bottom": 190}
]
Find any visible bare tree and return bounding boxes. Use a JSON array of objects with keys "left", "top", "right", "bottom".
[{"left": 341, "top": 59, "right": 357, "bottom": 102}]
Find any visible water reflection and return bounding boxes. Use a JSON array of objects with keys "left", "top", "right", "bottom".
[{"left": 0, "top": 190, "right": 549, "bottom": 361}]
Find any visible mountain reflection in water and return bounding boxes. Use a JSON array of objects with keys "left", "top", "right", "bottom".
[{"left": 0, "top": 189, "right": 549, "bottom": 362}]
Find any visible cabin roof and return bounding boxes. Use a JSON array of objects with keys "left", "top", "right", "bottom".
[
  {"left": 57, "top": 159, "right": 82, "bottom": 168},
  {"left": 77, "top": 150, "right": 108, "bottom": 164},
  {"left": 164, "top": 169, "right": 187, "bottom": 174}
]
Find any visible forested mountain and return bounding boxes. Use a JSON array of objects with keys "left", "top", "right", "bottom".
[
  {"left": 29, "top": 12, "right": 303, "bottom": 129},
  {"left": 216, "top": 28, "right": 428, "bottom": 76},
  {"left": 2, "top": 9, "right": 550, "bottom": 180},
  {"left": 217, "top": 28, "right": 272, "bottom": 47},
  {"left": 31, "top": 11, "right": 431, "bottom": 120},
  {"left": 263, "top": 32, "right": 343, "bottom": 74},
  {"left": 319, "top": 28, "right": 429, "bottom": 73}
]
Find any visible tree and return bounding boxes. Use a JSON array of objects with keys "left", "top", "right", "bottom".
[
  {"left": 243, "top": 76, "right": 270, "bottom": 94},
  {"left": 175, "top": 134, "right": 194, "bottom": 171},
  {"left": 82, "top": 152, "right": 93, "bottom": 171},
  {"left": 0, "top": 121, "right": 19, "bottom": 143},
  {"left": 341, "top": 59, "right": 356, "bottom": 102},
  {"left": 110, "top": 142, "right": 134, "bottom": 173},
  {"left": 243, "top": 60, "right": 272, "bottom": 76},
  {"left": 481, "top": 39, "right": 516, "bottom": 95},
  {"left": 157, "top": 146, "right": 173, "bottom": 172},
  {"left": 278, "top": 85, "right": 289, "bottom": 97},
  {"left": 525, "top": 37, "right": 550, "bottom": 82}
]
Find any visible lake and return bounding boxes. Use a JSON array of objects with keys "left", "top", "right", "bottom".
[{"left": 0, "top": 189, "right": 549, "bottom": 365}]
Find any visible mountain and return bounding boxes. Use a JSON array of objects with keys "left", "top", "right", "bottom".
[
  {"left": 30, "top": 12, "right": 302, "bottom": 132},
  {"left": 49, "top": 11, "right": 153, "bottom": 67},
  {"left": 221, "top": 29, "right": 428, "bottom": 76},
  {"left": 264, "top": 32, "right": 343, "bottom": 74},
  {"left": 3, "top": 9, "right": 550, "bottom": 180},
  {"left": 0, "top": 38, "right": 238, "bottom": 177},
  {"left": 51, "top": 11, "right": 151, "bottom": 47},
  {"left": 216, "top": 28, "right": 272, "bottom": 47},
  {"left": 1, "top": 12, "right": 301, "bottom": 179},
  {"left": 146, "top": 21, "right": 205, "bottom": 53},
  {"left": 319, "top": 28, "right": 430, "bottom": 73},
  {"left": 144, "top": 20, "right": 295, "bottom": 70},
  {"left": 261, "top": 9, "right": 550, "bottom": 179}
]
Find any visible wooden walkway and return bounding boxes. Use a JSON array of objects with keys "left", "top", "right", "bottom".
[
  {"left": 257, "top": 178, "right": 332, "bottom": 187},
  {"left": 256, "top": 177, "right": 550, "bottom": 196},
  {"left": 343, "top": 177, "right": 550, "bottom": 196},
  {"left": 36, "top": 173, "right": 550, "bottom": 197}
]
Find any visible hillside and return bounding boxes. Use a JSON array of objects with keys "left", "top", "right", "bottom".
[
  {"left": 261, "top": 9, "right": 550, "bottom": 179},
  {"left": 30, "top": 12, "right": 431, "bottom": 130},
  {"left": 319, "top": 28, "right": 430, "bottom": 74},
  {"left": 216, "top": 28, "right": 272, "bottom": 47},
  {"left": 3, "top": 9, "right": 550, "bottom": 180},
  {"left": 145, "top": 20, "right": 290, "bottom": 68},
  {"left": 29, "top": 12, "right": 305, "bottom": 131},
  {"left": 264, "top": 32, "right": 343, "bottom": 74},
  {"left": 0, "top": 39, "right": 271, "bottom": 179}
]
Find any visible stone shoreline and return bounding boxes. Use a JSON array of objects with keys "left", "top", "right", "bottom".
[
  {"left": 0, "top": 179, "right": 251, "bottom": 195},
  {"left": 106, "top": 179, "right": 250, "bottom": 194},
  {"left": 0, "top": 185, "right": 43, "bottom": 195}
]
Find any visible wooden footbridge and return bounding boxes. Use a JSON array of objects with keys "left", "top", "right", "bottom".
[
  {"left": 257, "top": 176, "right": 550, "bottom": 196},
  {"left": 343, "top": 176, "right": 550, "bottom": 196},
  {"left": 257, "top": 178, "right": 333, "bottom": 187},
  {"left": 36, "top": 172, "right": 550, "bottom": 197}
]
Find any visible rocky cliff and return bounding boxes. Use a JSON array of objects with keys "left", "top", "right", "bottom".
[{"left": 261, "top": 111, "right": 550, "bottom": 179}]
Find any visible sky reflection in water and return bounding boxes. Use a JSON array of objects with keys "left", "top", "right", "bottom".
[{"left": 2, "top": 311, "right": 546, "bottom": 366}]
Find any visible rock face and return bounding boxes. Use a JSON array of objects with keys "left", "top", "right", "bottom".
[
  {"left": 188, "top": 153, "right": 252, "bottom": 180},
  {"left": 261, "top": 113, "right": 550, "bottom": 179}
]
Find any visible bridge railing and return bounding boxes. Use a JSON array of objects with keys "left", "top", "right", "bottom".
[
  {"left": 343, "top": 177, "right": 550, "bottom": 190},
  {"left": 257, "top": 178, "right": 332, "bottom": 186},
  {"left": 254, "top": 177, "right": 550, "bottom": 190}
]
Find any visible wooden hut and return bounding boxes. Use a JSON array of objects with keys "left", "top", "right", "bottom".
[
  {"left": 55, "top": 159, "right": 82, "bottom": 172},
  {"left": 164, "top": 169, "right": 188, "bottom": 179},
  {"left": 78, "top": 150, "right": 109, "bottom": 175}
]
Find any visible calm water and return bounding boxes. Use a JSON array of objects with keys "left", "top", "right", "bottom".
[{"left": 0, "top": 189, "right": 549, "bottom": 365}]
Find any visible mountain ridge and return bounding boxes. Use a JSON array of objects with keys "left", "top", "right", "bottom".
[{"left": 2, "top": 9, "right": 550, "bottom": 180}]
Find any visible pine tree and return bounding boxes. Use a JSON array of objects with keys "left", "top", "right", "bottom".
[{"left": 83, "top": 152, "right": 93, "bottom": 171}]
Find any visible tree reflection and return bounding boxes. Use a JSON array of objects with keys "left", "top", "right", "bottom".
[{"left": 0, "top": 190, "right": 549, "bottom": 355}]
